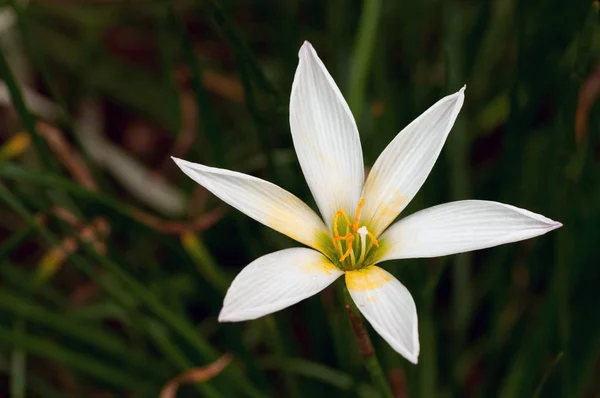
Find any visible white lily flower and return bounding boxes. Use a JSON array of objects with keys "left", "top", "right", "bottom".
[{"left": 173, "top": 41, "right": 561, "bottom": 364}]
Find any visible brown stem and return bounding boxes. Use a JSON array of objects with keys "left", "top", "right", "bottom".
[{"left": 344, "top": 304, "right": 373, "bottom": 358}]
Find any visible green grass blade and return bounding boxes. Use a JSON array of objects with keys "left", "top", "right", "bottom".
[
  {"left": 0, "top": 327, "right": 158, "bottom": 394},
  {"left": 348, "top": 0, "right": 381, "bottom": 122},
  {"left": 10, "top": 319, "right": 26, "bottom": 398},
  {"left": 0, "top": 47, "right": 56, "bottom": 170}
]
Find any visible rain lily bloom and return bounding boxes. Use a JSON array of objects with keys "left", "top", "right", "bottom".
[{"left": 173, "top": 41, "right": 561, "bottom": 364}]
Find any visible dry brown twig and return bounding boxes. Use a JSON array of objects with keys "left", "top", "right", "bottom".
[
  {"left": 202, "top": 69, "right": 244, "bottom": 102},
  {"left": 128, "top": 204, "right": 227, "bottom": 234},
  {"left": 160, "top": 354, "right": 233, "bottom": 398},
  {"left": 575, "top": 64, "right": 600, "bottom": 145},
  {"left": 36, "top": 121, "right": 98, "bottom": 190},
  {"left": 174, "top": 67, "right": 244, "bottom": 103}
]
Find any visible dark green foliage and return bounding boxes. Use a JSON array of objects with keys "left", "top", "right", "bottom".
[{"left": 0, "top": 0, "right": 598, "bottom": 397}]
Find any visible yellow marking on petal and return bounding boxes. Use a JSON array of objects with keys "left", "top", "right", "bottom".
[
  {"left": 300, "top": 259, "right": 339, "bottom": 275},
  {"left": 345, "top": 266, "right": 391, "bottom": 292},
  {"left": 390, "top": 194, "right": 408, "bottom": 209},
  {"left": 268, "top": 214, "right": 300, "bottom": 241},
  {"left": 266, "top": 204, "right": 318, "bottom": 244},
  {"left": 379, "top": 194, "right": 408, "bottom": 217}
]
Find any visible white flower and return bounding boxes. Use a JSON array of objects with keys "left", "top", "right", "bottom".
[{"left": 172, "top": 41, "right": 561, "bottom": 364}]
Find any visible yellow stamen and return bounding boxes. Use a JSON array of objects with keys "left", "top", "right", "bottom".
[
  {"left": 331, "top": 199, "right": 377, "bottom": 267},
  {"left": 333, "top": 210, "right": 351, "bottom": 247},
  {"left": 351, "top": 198, "right": 365, "bottom": 232},
  {"left": 366, "top": 231, "right": 379, "bottom": 247},
  {"left": 332, "top": 233, "right": 351, "bottom": 246},
  {"left": 339, "top": 234, "right": 354, "bottom": 262}
]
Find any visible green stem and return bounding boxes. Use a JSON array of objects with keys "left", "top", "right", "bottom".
[
  {"left": 349, "top": 0, "right": 381, "bottom": 122},
  {"left": 181, "top": 232, "right": 230, "bottom": 294},
  {"left": 169, "top": 5, "right": 226, "bottom": 167},
  {"left": 208, "top": 0, "right": 279, "bottom": 183},
  {"left": 0, "top": 48, "right": 55, "bottom": 170},
  {"left": 343, "top": 289, "right": 393, "bottom": 398},
  {"left": 9, "top": 0, "right": 92, "bottom": 169},
  {"left": 264, "top": 317, "right": 302, "bottom": 398},
  {"left": 10, "top": 319, "right": 26, "bottom": 398},
  {"left": 10, "top": 0, "right": 72, "bottom": 125},
  {"left": 0, "top": 289, "right": 163, "bottom": 375},
  {"left": 182, "top": 231, "right": 302, "bottom": 397},
  {"left": 533, "top": 352, "right": 564, "bottom": 398},
  {"left": 443, "top": 2, "right": 472, "bottom": 344},
  {"left": 0, "top": 327, "right": 157, "bottom": 394}
]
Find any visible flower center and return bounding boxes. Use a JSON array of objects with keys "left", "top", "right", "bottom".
[{"left": 331, "top": 198, "right": 379, "bottom": 270}]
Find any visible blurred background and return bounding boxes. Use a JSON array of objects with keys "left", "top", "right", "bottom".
[{"left": 0, "top": 0, "right": 598, "bottom": 397}]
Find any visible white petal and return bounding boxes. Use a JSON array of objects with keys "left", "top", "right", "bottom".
[
  {"left": 361, "top": 87, "right": 465, "bottom": 236},
  {"left": 219, "top": 248, "right": 343, "bottom": 322},
  {"left": 289, "top": 41, "right": 364, "bottom": 229},
  {"left": 377, "top": 200, "right": 562, "bottom": 262},
  {"left": 172, "top": 157, "right": 328, "bottom": 251},
  {"left": 346, "top": 266, "right": 419, "bottom": 363}
]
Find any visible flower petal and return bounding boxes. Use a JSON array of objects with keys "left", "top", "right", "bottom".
[
  {"left": 377, "top": 200, "right": 562, "bottom": 262},
  {"left": 361, "top": 87, "right": 465, "bottom": 236},
  {"left": 346, "top": 266, "right": 419, "bottom": 363},
  {"left": 219, "top": 248, "right": 343, "bottom": 322},
  {"left": 289, "top": 41, "right": 364, "bottom": 228},
  {"left": 172, "top": 157, "right": 328, "bottom": 251}
]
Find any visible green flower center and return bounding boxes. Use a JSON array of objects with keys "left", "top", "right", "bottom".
[{"left": 325, "top": 198, "right": 379, "bottom": 271}]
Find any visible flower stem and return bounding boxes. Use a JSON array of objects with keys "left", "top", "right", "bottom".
[
  {"left": 443, "top": 2, "right": 472, "bottom": 345},
  {"left": 343, "top": 290, "right": 393, "bottom": 398}
]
